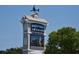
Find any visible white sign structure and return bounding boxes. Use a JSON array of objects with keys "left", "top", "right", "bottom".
[{"left": 21, "top": 6, "right": 48, "bottom": 54}]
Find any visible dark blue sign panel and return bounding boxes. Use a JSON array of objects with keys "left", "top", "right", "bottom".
[
  {"left": 30, "top": 23, "right": 45, "bottom": 49},
  {"left": 31, "top": 23, "right": 45, "bottom": 33}
]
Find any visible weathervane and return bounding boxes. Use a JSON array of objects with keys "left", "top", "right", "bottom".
[
  {"left": 31, "top": 6, "right": 39, "bottom": 18},
  {"left": 31, "top": 5, "right": 39, "bottom": 12}
]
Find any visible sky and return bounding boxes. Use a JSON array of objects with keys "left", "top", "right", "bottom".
[{"left": 0, "top": 5, "right": 79, "bottom": 50}]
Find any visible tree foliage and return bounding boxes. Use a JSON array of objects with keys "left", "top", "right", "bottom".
[
  {"left": 45, "top": 27, "right": 79, "bottom": 54},
  {"left": 0, "top": 47, "right": 22, "bottom": 54}
]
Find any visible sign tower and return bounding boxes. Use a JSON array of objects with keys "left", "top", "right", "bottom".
[{"left": 21, "top": 6, "right": 48, "bottom": 54}]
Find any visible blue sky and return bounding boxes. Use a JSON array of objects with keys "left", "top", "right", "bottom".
[{"left": 0, "top": 5, "right": 79, "bottom": 50}]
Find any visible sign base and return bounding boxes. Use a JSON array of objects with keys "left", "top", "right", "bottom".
[{"left": 28, "top": 49, "right": 44, "bottom": 54}]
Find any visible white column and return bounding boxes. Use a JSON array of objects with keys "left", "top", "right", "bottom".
[
  {"left": 27, "top": 23, "right": 31, "bottom": 51},
  {"left": 23, "top": 23, "right": 28, "bottom": 54},
  {"left": 44, "top": 28, "right": 47, "bottom": 51}
]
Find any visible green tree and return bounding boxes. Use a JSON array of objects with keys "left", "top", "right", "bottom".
[
  {"left": 5, "top": 48, "right": 22, "bottom": 54},
  {"left": 0, "top": 47, "right": 22, "bottom": 54},
  {"left": 45, "top": 27, "right": 79, "bottom": 54},
  {"left": 0, "top": 50, "right": 6, "bottom": 54}
]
